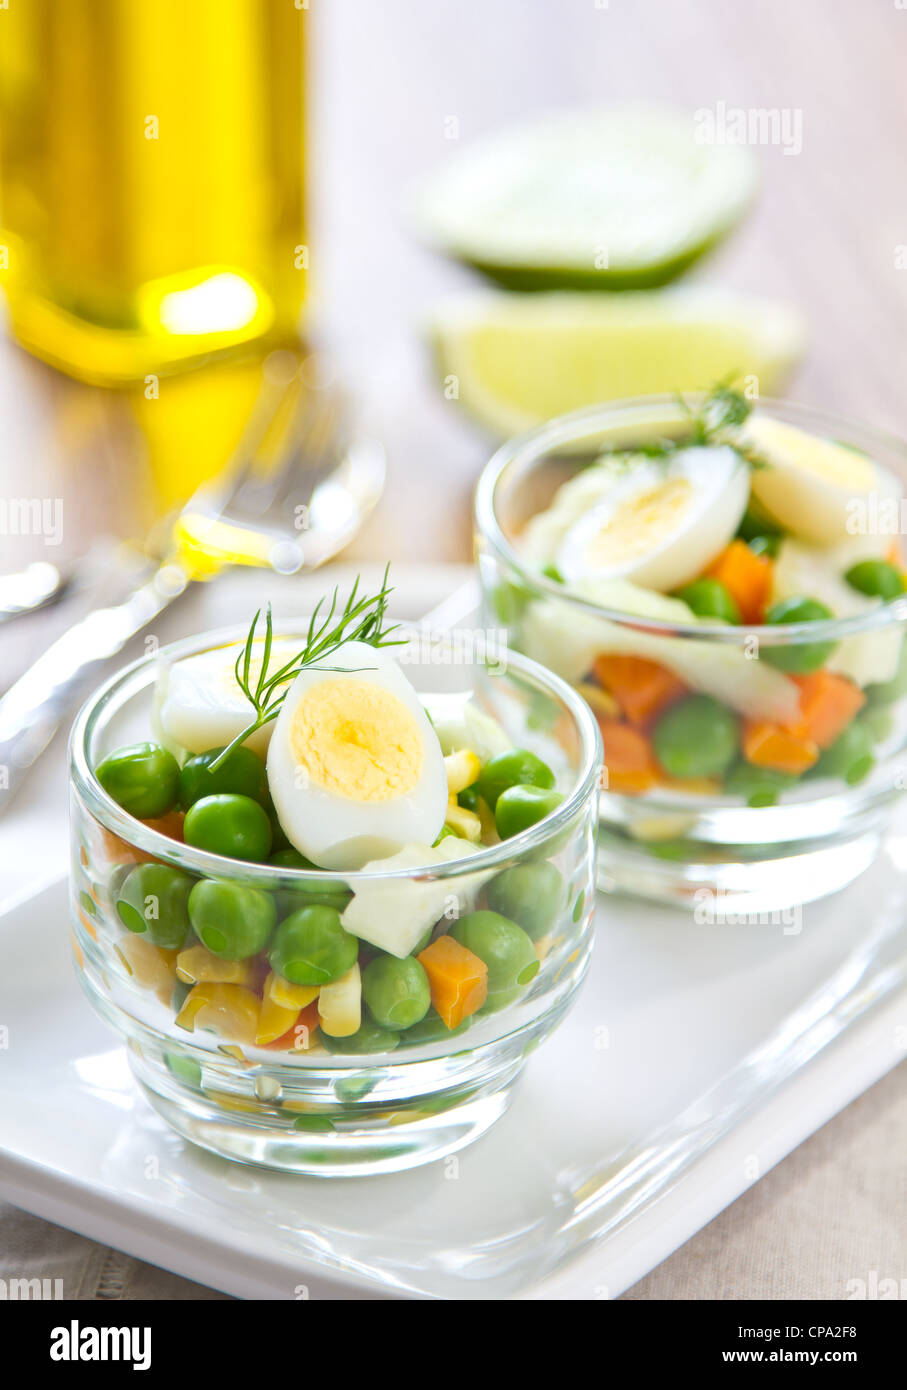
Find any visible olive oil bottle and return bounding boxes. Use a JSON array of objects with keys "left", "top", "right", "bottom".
[{"left": 0, "top": 0, "right": 307, "bottom": 384}]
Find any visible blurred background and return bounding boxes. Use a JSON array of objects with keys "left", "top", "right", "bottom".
[
  {"left": 319, "top": 0, "right": 907, "bottom": 557},
  {"left": 1, "top": 0, "right": 906, "bottom": 585}
]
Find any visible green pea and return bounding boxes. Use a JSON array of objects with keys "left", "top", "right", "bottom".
[
  {"left": 457, "top": 783, "right": 481, "bottom": 812},
  {"left": 269, "top": 904, "right": 358, "bottom": 985},
  {"left": 403, "top": 1009, "right": 472, "bottom": 1044},
  {"left": 334, "top": 1074, "right": 376, "bottom": 1102},
  {"left": 450, "top": 910, "right": 539, "bottom": 1011},
  {"left": 178, "top": 745, "right": 269, "bottom": 810},
  {"left": 485, "top": 862, "right": 565, "bottom": 940},
  {"left": 859, "top": 706, "right": 895, "bottom": 743},
  {"left": 321, "top": 1020, "right": 400, "bottom": 1054},
  {"left": 494, "top": 784, "right": 564, "bottom": 839},
  {"left": 268, "top": 848, "right": 351, "bottom": 912},
  {"left": 647, "top": 839, "right": 691, "bottom": 861},
  {"left": 268, "top": 814, "right": 293, "bottom": 852},
  {"left": 361, "top": 955, "right": 431, "bottom": 1030},
  {"left": 844, "top": 560, "right": 906, "bottom": 601},
  {"left": 675, "top": 577, "right": 741, "bottom": 623},
  {"left": 527, "top": 690, "right": 560, "bottom": 732},
  {"left": 269, "top": 848, "right": 312, "bottom": 870},
  {"left": 164, "top": 1050, "right": 202, "bottom": 1089},
  {"left": 79, "top": 890, "right": 98, "bottom": 918},
  {"left": 183, "top": 794, "right": 272, "bottom": 862},
  {"left": 95, "top": 742, "right": 180, "bottom": 819},
  {"left": 490, "top": 578, "right": 532, "bottom": 627},
  {"left": 477, "top": 748, "right": 556, "bottom": 811},
  {"left": 815, "top": 721, "right": 875, "bottom": 786},
  {"left": 867, "top": 641, "right": 907, "bottom": 705},
  {"left": 652, "top": 695, "right": 739, "bottom": 779},
  {"left": 188, "top": 878, "right": 276, "bottom": 960},
  {"left": 115, "top": 863, "right": 194, "bottom": 949},
  {"left": 762, "top": 597, "right": 837, "bottom": 674},
  {"left": 736, "top": 500, "right": 782, "bottom": 542},
  {"left": 724, "top": 761, "right": 797, "bottom": 808},
  {"left": 292, "top": 1115, "right": 335, "bottom": 1132}
]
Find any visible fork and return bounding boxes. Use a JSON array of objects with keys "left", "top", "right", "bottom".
[{"left": 0, "top": 349, "right": 336, "bottom": 815}]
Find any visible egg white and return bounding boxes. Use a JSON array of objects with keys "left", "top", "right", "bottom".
[
  {"left": 154, "top": 638, "right": 298, "bottom": 757},
  {"left": 556, "top": 446, "right": 748, "bottom": 592},
  {"left": 266, "top": 641, "right": 448, "bottom": 870},
  {"left": 743, "top": 414, "right": 900, "bottom": 548}
]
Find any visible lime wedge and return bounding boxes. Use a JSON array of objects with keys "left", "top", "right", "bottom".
[
  {"left": 431, "top": 289, "right": 806, "bottom": 437},
  {"left": 416, "top": 106, "right": 757, "bottom": 290}
]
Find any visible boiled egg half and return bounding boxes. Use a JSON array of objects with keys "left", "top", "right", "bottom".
[
  {"left": 554, "top": 446, "right": 748, "bottom": 592},
  {"left": 155, "top": 638, "right": 298, "bottom": 756},
  {"left": 741, "top": 413, "right": 899, "bottom": 549},
  {"left": 266, "top": 640, "right": 448, "bottom": 869}
]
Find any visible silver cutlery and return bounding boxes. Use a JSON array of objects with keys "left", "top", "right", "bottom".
[
  {"left": 0, "top": 349, "right": 363, "bottom": 815},
  {"left": 0, "top": 561, "right": 70, "bottom": 624}
]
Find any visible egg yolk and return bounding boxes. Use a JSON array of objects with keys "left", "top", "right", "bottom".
[
  {"left": 584, "top": 476, "right": 693, "bottom": 568},
  {"left": 289, "top": 678, "right": 423, "bottom": 802}
]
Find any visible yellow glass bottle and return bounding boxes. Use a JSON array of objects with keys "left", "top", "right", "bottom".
[{"left": 0, "top": 0, "right": 307, "bottom": 384}]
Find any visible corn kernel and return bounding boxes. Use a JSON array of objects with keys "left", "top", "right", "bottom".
[
  {"left": 443, "top": 796, "right": 482, "bottom": 842},
  {"left": 175, "top": 983, "right": 260, "bottom": 1046},
  {"left": 575, "top": 681, "right": 620, "bottom": 719},
  {"left": 444, "top": 749, "right": 482, "bottom": 795},
  {"left": 255, "top": 989, "right": 302, "bottom": 1047},
  {"left": 267, "top": 972, "right": 320, "bottom": 1011},
  {"left": 176, "top": 944, "right": 253, "bottom": 986},
  {"left": 317, "top": 962, "right": 362, "bottom": 1038}
]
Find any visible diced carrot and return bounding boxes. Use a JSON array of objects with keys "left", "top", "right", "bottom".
[
  {"left": 793, "top": 671, "right": 865, "bottom": 749},
  {"left": 417, "top": 935, "right": 488, "bottom": 1029},
  {"left": 707, "top": 540, "right": 773, "bottom": 624},
  {"left": 262, "top": 1000, "right": 320, "bottom": 1051},
  {"left": 97, "top": 810, "right": 185, "bottom": 868},
  {"left": 884, "top": 541, "right": 907, "bottom": 589},
  {"left": 591, "top": 654, "right": 686, "bottom": 726},
  {"left": 98, "top": 826, "right": 155, "bottom": 866},
  {"left": 597, "top": 718, "right": 659, "bottom": 794},
  {"left": 742, "top": 718, "right": 819, "bottom": 775},
  {"left": 143, "top": 810, "right": 186, "bottom": 842},
  {"left": 77, "top": 907, "right": 98, "bottom": 941}
]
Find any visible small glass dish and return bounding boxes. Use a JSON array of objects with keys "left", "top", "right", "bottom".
[
  {"left": 475, "top": 396, "right": 907, "bottom": 911},
  {"left": 70, "top": 628, "right": 601, "bottom": 1176}
]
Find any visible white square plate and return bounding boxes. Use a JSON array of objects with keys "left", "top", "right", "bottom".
[
  {"left": 1, "top": 857, "right": 905, "bottom": 1300},
  {"left": 2, "top": 568, "right": 906, "bottom": 1299}
]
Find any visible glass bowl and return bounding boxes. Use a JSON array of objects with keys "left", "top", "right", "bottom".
[
  {"left": 70, "top": 627, "right": 601, "bottom": 1176},
  {"left": 475, "top": 396, "right": 907, "bottom": 912}
]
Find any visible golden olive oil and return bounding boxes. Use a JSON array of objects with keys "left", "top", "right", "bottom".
[{"left": 0, "top": 0, "right": 307, "bottom": 383}]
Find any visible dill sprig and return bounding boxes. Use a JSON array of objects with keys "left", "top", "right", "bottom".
[
  {"left": 208, "top": 566, "right": 403, "bottom": 771},
  {"left": 677, "top": 379, "right": 753, "bottom": 442},
  {"left": 676, "top": 381, "right": 771, "bottom": 469},
  {"left": 595, "top": 381, "right": 763, "bottom": 468}
]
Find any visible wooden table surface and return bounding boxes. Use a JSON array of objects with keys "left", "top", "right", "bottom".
[
  {"left": 325, "top": 0, "right": 907, "bottom": 563},
  {"left": 1, "top": 0, "right": 906, "bottom": 1301}
]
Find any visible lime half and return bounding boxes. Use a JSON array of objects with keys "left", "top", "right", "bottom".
[
  {"left": 416, "top": 106, "right": 757, "bottom": 290},
  {"left": 432, "top": 289, "right": 806, "bottom": 437}
]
